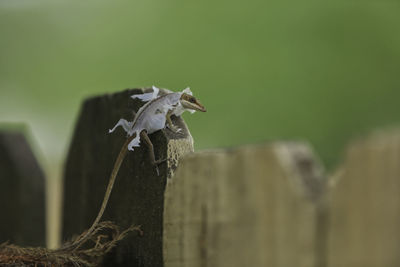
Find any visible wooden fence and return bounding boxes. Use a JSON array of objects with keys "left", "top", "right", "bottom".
[
  {"left": 2, "top": 89, "right": 400, "bottom": 266},
  {"left": 0, "top": 131, "right": 46, "bottom": 247}
]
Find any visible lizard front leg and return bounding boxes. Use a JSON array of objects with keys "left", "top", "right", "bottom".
[
  {"left": 140, "top": 130, "right": 166, "bottom": 176},
  {"left": 166, "top": 111, "right": 181, "bottom": 133}
]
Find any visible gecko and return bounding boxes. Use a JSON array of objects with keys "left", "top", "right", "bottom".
[
  {"left": 109, "top": 86, "right": 206, "bottom": 174},
  {"left": 65, "top": 86, "right": 206, "bottom": 250}
]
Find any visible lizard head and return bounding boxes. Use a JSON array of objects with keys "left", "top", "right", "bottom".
[{"left": 180, "top": 93, "right": 206, "bottom": 112}]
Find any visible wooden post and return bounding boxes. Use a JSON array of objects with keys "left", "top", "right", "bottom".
[
  {"left": 62, "top": 88, "right": 194, "bottom": 266},
  {"left": 327, "top": 130, "right": 400, "bottom": 267},
  {"left": 62, "top": 87, "right": 400, "bottom": 266},
  {"left": 0, "top": 131, "right": 46, "bottom": 246},
  {"left": 163, "top": 142, "right": 326, "bottom": 267}
]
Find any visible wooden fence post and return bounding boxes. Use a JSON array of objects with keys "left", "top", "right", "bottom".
[
  {"left": 0, "top": 131, "right": 46, "bottom": 247},
  {"left": 62, "top": 88, "right": 194, "bottom": 266},
  {"left": 163, "top": 142, "right": 326, "bottom": 267},
  {"left": 62, "top": 87, "right": 400, "bottom": 267},
  {"left": 327, "top": 130, "right": 400, "bottom": 267}
]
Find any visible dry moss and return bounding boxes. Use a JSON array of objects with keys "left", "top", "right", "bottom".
[{"left": 0, "top": 221, "right": 141, "bottom": 267}]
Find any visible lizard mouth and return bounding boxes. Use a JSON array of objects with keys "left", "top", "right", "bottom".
[
  {"left": 194, "top": 102, "right": 206, "bottom": 112},
  {"left": 181, "top": 100, "right": 206, "bottom": 112}
]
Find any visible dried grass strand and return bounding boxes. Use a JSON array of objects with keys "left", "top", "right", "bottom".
[{"left": 0, "top": 221, "right": 142, "bottom": 267}]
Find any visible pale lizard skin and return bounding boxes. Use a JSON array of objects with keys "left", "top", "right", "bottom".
[
  {"left": 109, "top": 86, "right": 205, "bottom": 153},
  {"left": 64, "top": 86, "right": 206, "bottom": 250}
]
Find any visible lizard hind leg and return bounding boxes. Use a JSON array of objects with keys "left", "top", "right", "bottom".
[{"left": 140, "top": 130, "right": 167, "bottom": 176}]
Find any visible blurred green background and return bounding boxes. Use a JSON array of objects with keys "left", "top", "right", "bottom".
[
  {"left": 1, "top": 0, "right": 400, "bottom": 170},
  {"left": 1, "top": 0, "right": 400, "bottom": 249}
]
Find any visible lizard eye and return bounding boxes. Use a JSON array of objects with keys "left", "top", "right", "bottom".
[{"left": 189, "top": 97, "right": 196, "bottom": 103}]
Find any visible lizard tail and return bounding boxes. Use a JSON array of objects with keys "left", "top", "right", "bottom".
[{"left": 61, "top": 133, "right": 136, "bottom": 251}]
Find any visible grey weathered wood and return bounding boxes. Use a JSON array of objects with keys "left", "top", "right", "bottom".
[
  {"left": 0, "top": 131, "right": 46, "bottom": 246},
  {"left": 62, "top": 87, "right": 400, "bottom": 267},
  {"left": 163, "top": 142, "right": 326, "bottom": 267},
  {"left": 62, "top": 88, "right": 193, "bottom": 266},
  {"left": 327, "top": 130, "right": 400, "bottom": 267}
]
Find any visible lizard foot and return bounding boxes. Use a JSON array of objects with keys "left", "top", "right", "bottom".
[
  {"left": 166, "top": 124, "right": 182, "bottom": 133},
  {"left": 153, "top": 158, "right": 167, "bottom": 176}
]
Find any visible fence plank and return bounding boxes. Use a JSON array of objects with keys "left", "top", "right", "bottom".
[
  {"left": 0, "top": 131, "right": 46, "bottom": 246},
  {"left": 327, "top": 130, "right": 400, "bottom": 267},
  {"left": 62, "top": 88, "right": 194, "bottom": 266},
  {"left": 163, "top": 143, "right": 326, "bottom": 267}
]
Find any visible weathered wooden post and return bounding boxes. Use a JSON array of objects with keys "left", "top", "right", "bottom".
[
  {"left": 327, "top": 130, "right": 400, "bottom": 267},
  {"left": 163, "top": 142, "right": 327, "bottom": 267},
  {"left": 62, "top": 88, "right": 194, "bottom": 266},
  {"left": 64, "top": 88, "right": 400, "bottom": 267},
  {"left": 0, "top": 130, "right": 46, "bottom": 246}
]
